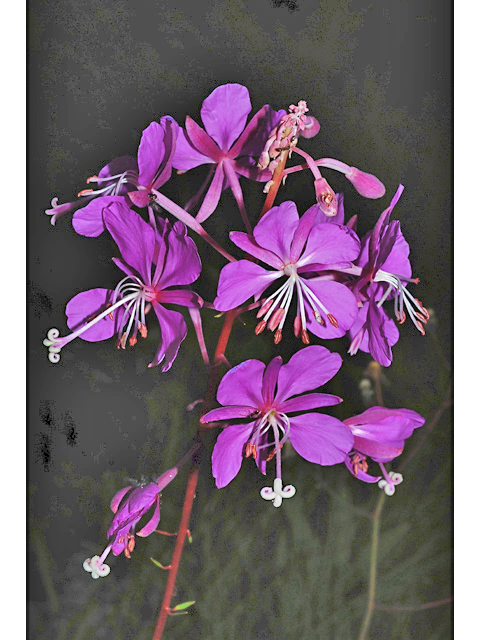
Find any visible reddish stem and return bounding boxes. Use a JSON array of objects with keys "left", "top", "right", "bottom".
[{"left": 152, "top": 145, "right": 288, "bottom": 639}]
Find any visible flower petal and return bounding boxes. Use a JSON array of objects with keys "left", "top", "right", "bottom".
[
  {"left": 288, "top": 414, "right": 354, "bottom": 465},
  {"left": 214, "top": 261, "right": 281, "bottom": 311},
  {"left": 196, "top": 163, "right": 225, "bottom": 223},
  {"left": 262, "top": 356, "right": 283, "bottom": 405},
  {"left": 297, "top": 222, "right": 360, "bottom": 268},
  {"left": 216, "top": 359, "right": 265, "bottom": 408},
  {"left": 104, "top": 202, "right": 155, "bottom": 284},
  {"left": 201, "top": 84, "right": 251, "bottom": 151},
  {"left": 137, "top": 121, "right": 166, "bottom": 188},
  {"left": 303, "top": 279, "right": 359, "bottom": 338},
  {"left": 184, "top": 116, "right": 223, "bottom": 162},
  {"left": 228, "top": 105, "right": 285, "bottom": 158},
  {"left": 158, "top": 289, "right": 203, "bottom": 308},
  {"left": 148, "top": 303, "right": 187, "bottom": 371},
  {"left": 229, "top": 232, "right": 284, "bottom": 269},
  {"left": 278, "top": 393, "right": 342, "bottom": 414},
  {"left": 201, "top": 405, "right": 258, "bottom": 423},
  {"left": 66, "top": 288, "right": 118, "bottom": 342},
  {"left": 110, "top": 485, "right": 133, "bottom": 513},
  {"left": 344, "top": 456, "right": 381, "bottom": 483},
  {"left": 212, "top": 422, "right": 254, "bottom": 488},
  {"left": 253, "top": 201, "right": 299, "bottom": 263},
  {"left": 172, "top": 125, "right": 213, "bottom": 171},
  {"left": 72, "top": 196, "right": 127, "bottom": 237},
  {"left": 275, "top": 345, "right": 342, "bottom": 404},
  {"left": 137, "top": 497, "right": 161, "bottom": 537},
  {"left": 154, "top": 221, "right": 202, "bottom": 289}
]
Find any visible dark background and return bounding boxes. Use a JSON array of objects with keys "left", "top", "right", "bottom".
[{"left": 28, "top": 1, "right": 452, "bottom": 639}]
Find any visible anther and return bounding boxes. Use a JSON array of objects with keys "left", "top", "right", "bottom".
[
  {"left": 77, "top": 188, "right": 94, "bottom": 197},
  {"left": 301, "top": 329, "right": 310, "bottom": 345},
  {"left": 255, "top": 320, "right": 267, "bottom": 335},
  {"left": 139, "top": 323, "right": 148, "bottom": 338},
  {"left": 313, "top": 311, "right": 324, "bottom": 325},
  {"left": 327, "top": 314, "right": 338, "bottom": 328},
  {"left": 245, "top": 442, "right": 257, "bottom": 459},
  {"left": 268, "top": 308, "right": 285, "bottom": 331},
  {"left": 86, "top": 175, "right": 98, "bottom": 184},
  {"left": 274, "top": 330, "right": 282, "bottom": 344},
  {"left": 129, "top": 336, "right": 137, "bottom": 347},
  {"left": 398, "top": 310, "right": 406, "bottom": 325},
  {"left": 257, "top": 299, "right": 274, "bottom": 318},
  {"left": 293, "top": 316, "right": 302, "bottom": 337}
]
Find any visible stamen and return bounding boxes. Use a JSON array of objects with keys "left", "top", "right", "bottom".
[
  {"left": 327, "top": 314, "right": 338, "bottom": 328},
  {"left": 255, "top": 320, "right": 267, "bottom": 335},
  {"left": 293, "top": 316, "right": 302, "bottom": 337},
  {"left": 274, "top": 329, "right": 282, "bottom": 344},
  {"left": 245, "top": 443, "right": 257, "bottom": 459},
  {"left": 301, "top": 329, "right": 310, "bottom": 344},
  {"left": 268, "top": 308, "right": 285, "bottom": 332},
  {"left": 257, "top": 299, "right": 274, "bottom": 318}
]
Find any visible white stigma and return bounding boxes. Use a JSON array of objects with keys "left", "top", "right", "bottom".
[
  {"left": 260, "top": 477, "right": 296, "bottom": 507},
  {"left": 83, "top": 555, "right": 111, "bottom": 579},
  {"left": 378, "top": 471, "right": 403, "bottom": 496}
]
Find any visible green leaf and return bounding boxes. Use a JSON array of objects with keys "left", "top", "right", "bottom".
[{"left": 171, "top": 600, "right": 195, "bottom": 612}]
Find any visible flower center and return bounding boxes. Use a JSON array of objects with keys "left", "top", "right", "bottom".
[{"left": 255, "top": 266, "right": 339, "bottom": 344}]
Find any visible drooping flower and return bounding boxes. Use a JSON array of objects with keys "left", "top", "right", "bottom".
[
  {"left": 172, "top": 83, "right": 285, "bottom": 224},
  {"left": 200, "top": 346, "right": 353, "bottom": 507},
  {"left": 83, "top": 468, "right": 177, "bottom": 578},
  {"left": 214, "top": 200, "right": 360, "bottom": 343},
  {"left": 343, "top": 406, "right": 425, "bottom": 495},
  {"left": 340, "top": 185, "right": 429, "bottom": 366},
  {"left": 46, "top": 117, "right": 178, "bottom": 234},
  {"left": 43, "top": 201, "right": 202, "bottom": 370}
]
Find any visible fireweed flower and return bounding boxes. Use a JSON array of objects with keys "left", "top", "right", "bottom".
[
  {"left": 342, "top": 407, "right": 425, "bottom": 495},
  {"left": 46, "top": 117, "right": 177, "bottom": 234},
  {"left": 172, "top": 83, "right": 285, "bottom": 223},
  {"left": 83, "top": 468, "right": 177, "bottom": 578},
  {"left": 214, "top": 200, "right": 360, "bottom": 344},
  {"left": 201, "top": 346, "right": 353, "bottom": 507},
  {"left": 341, "top": 185, "right": 429, "bottom": 366},
  {"left": 43, "top": 202, "right": 202, "bottom": 371}
]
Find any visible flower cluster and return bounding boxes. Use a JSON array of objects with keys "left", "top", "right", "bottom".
[{"left": 42, "top": 82, "right": 427, "bottom": 579}]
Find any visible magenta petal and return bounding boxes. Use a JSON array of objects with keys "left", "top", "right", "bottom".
[
  {"left": 212, "top": 422, "right": 253, "bottom": 488},
  {"left": 196, "top": 163, "right": 225, "bottom": 223},
  {"left": 98, "top": 155, "right": 138, "bottom": 183},
  {"left": 137, "top": 122, "right": 166, "bottom": 188},
  {"left": 346, "top": 167, "right": 386, "bottom": 199},
  {"left": 304, "top": 279, "right": 359, "bottom": 338},
  {"left": 288, "top": 414, "right": 354, "bottom": 465},
  {"left": 201, "top": 406, "right": 258, "bottom": 423},
  {"left": 378, "top": 222, "right": 412, "bottom": 277},
  {"left": 217, "top": 359, "right": 265, "bottom": 407},
  {"left": 275, "top": 345, "right": 342, "bottom": 404},
  {"left": 298, "top": 222, "right": 360, "bottom": 268},
  {"left": 289, "top": 205, "right": 319, "bottom": 264},
  {"left": 66, "top": 288, "right": 118, "bottom": 342},
  {"left": 229, "top": 105, "right": 284, "bottom": 158},
  {"left": 72, "top": 196, "right": 127, "bottom": 237},
  {"left": 149, "top": 303, "right": 187, "bottom": 371},
  {"left": 344, "top": 407, "right": 425, "bottom": 444},
  {"left": 352, "top": 436, "right": 403, "bottom": 462},
  {"left": 253, "top": 201, "right": 299, "bottom": 263},
  {"left": 158, "top": 289, "right": 203, "bottom": 308},
  {"left": 172, "top": 126, "right": 212, "bottom": 171},
  {"left": 155, "top": 221, "right": 202, "bottom": 288},
  {"left": 185, "top": 116, "right": 223, "bottom": 162},
  {"left": 201, "top": 84, "right": 252, "bottom": 151},
  {"left": 262, "top": 356, "right": 283, "bottom": 405},
  {"left": 229, "top": 232, "right": 284, "bottom": 269},
  {"left": 214, "top": 261, "right": 281, "bottom": 311},
  {"left": 104, "top": 202, "right": 155, "bottom": 284},
  {"left": 278, "top": 393, "right": 342, "bottom": 413},
  {"left": 137, "top": 497, "right": 161, "bottom": 537},
  {"left": 366, "top": 302, "right": 395, "bottom": 367},
  {"left": 110, "top": 485, "right": 133, "bottom": 513}
]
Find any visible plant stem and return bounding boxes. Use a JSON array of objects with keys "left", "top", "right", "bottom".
[
  {"left": 151, "top": 142, "right": 288, "bottom": 639},
  {"left": 151, "top": 310, "right": 236, "bottom": 640},
  {"left": 357, "top": 486, "right": 386, "bottom": 640}
]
